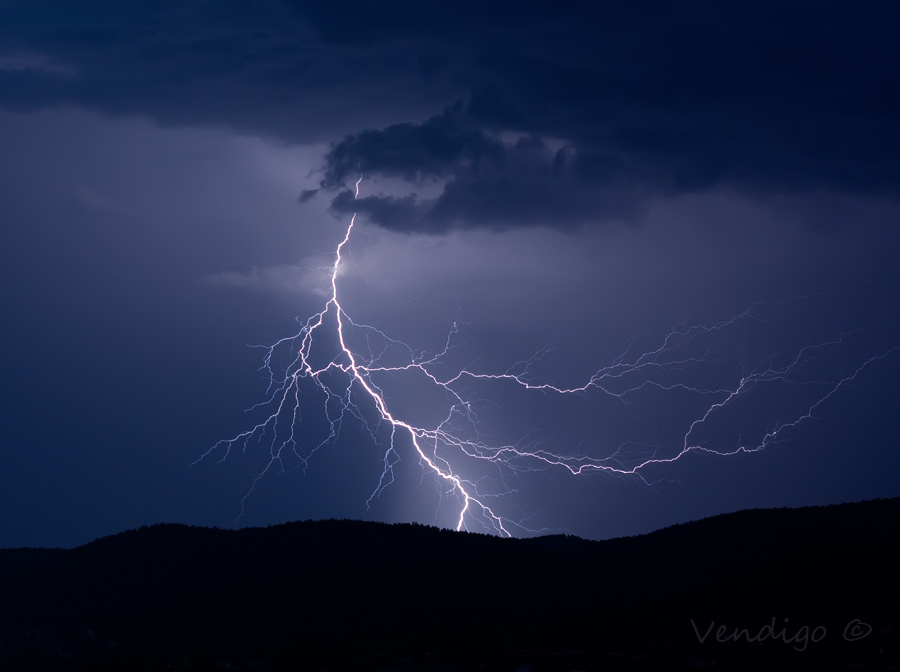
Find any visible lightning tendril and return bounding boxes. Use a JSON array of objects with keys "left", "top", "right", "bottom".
[{"left": 198, "top": 180, "right": 897, "bottom": 536}]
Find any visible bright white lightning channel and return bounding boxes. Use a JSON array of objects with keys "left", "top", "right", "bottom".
[{"left": 200, "top": 180, "right": 897, "bottom": 536}]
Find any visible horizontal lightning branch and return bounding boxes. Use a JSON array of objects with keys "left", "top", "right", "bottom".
[{"left": 198, "top": 180, "right": 897, "bottom": 536}]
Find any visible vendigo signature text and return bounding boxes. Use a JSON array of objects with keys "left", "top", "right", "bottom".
[{"left": 690, "top": 617, "right": 872, "bottom": 652}]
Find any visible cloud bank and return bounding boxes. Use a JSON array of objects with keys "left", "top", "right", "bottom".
[{"left": 2, "top": 1, "right": 898, "bottom": 231}]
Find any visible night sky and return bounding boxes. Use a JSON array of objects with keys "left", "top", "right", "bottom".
[{"left": 2, "top": 1, "right": 899, "bottom": 548}]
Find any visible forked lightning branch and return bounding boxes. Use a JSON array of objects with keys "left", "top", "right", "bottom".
[{"left": 199, "top": 180, "right": 896, "bottom": 536}]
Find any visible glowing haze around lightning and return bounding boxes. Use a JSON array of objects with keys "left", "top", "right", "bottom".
[{"left": 200, "top": 179, "right": 897, "bottom": 536}]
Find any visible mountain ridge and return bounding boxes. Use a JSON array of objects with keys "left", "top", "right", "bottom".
[{"left": 1, "top": 497, "right": 898, "bottom": 670}]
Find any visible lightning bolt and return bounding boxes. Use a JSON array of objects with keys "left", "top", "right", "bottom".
[{"left": 199, "top": 180, "right": 897, "bottom": 536}]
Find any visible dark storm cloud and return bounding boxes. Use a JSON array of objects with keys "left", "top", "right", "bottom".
[
  {"left": 286, "top": 0, "right": 528, "bottom": 46},
  {"left": 0, "top": 0, "right": 437, "bottom": 141},
  {"left": 314, "top": 1, "right": 900, "bottom": 228},
  {"left": 330, "top": 189, "right": 427, "bottom": 231},
  {"left": 3, "top": 0, "right": 899, "bottom": 229},
  {"left": 321, "top": 104, "right": 504, "bottom": 187},
  {"left": 326, "top": 111, "right": 647, "bottom": 231}
]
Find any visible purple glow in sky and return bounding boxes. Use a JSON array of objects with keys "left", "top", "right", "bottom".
[{"left": 1, "top": 1, "right": 898, "bottom": 547}]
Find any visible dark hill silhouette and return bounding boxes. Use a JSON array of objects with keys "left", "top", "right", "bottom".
[{"left": 1, "top": 498, "right": 898, "bottom": 671}]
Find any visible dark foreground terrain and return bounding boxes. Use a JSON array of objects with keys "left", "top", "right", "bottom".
[{"left": 1, "top": 498, "right": 899, "bottom": 671}]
